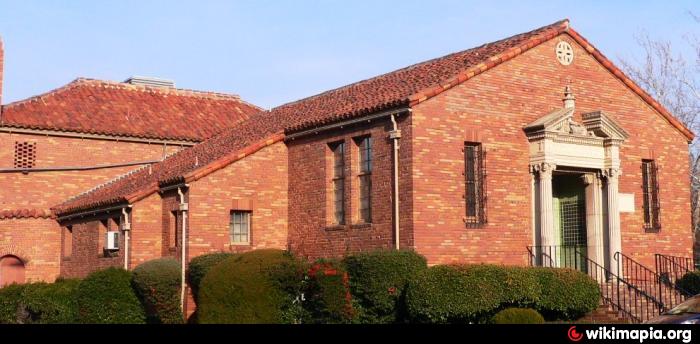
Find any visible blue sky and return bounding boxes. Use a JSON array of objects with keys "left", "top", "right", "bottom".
[{"left": 0, "top": 1, "right": 698, "bottom": 109}]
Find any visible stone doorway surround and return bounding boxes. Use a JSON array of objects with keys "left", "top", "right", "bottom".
[{"left": 525, "top": 87, "right": 629, "bottom": 271}]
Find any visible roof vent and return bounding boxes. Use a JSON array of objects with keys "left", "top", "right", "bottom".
[{"left": 124, "top": 76, "right": 175, "bottom": 88}]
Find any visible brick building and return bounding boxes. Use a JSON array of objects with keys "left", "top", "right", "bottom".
[{"left": 0, "top": 20, "right": 696, "bottom": 316}]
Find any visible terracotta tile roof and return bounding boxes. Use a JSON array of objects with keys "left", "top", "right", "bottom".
[
  {"left": 0, "top": 208, "right": 54, "bottom": 220},
  {"left": 53, "top": 19, "right": 694, "bottom": 216},
  {"left": 0, "top": 78, "right": 262, "bottom": 142}
]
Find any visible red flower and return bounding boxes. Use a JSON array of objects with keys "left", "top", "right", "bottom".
[{"left": 388, "top": 287, "right": 397, "bottom": 295}]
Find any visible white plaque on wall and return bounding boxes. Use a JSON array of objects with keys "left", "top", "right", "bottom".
[{"left": 619, "top": 193, "right": 635, "bottom": 213}]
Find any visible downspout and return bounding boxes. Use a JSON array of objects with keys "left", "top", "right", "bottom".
[
  {"left": 122, "top": 207, "right": 131, "bottom": 270},
  {"left": 177, "top": 187, "right": 189, "bottom": 313},
  {"left": 389, "top": 114, "right": 402, "bottom": 250}
]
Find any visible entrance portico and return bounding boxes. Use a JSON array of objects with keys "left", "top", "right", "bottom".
[{"left": 526, "top": 87, "right": 629, "bottom": 272}]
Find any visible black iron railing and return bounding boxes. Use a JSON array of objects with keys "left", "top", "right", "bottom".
[
  {"left": 655, "top": 254, "right": 694, "bottom": 285},
  {"left": 527, "top": 245, "right": 665, "bottom": 323},
  {"left": 616, "top": 252, "right": 687, "bottom": 310}
]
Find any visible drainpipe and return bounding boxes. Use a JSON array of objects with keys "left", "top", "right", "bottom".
[
  {"left": 389, "top": 114, "right": 402, "bottom": 250},
  {"left": 177, "top": 187, "right": 189, "bottom": 312},
  {"left": 122, "top": 207, "right": 131, "bottom": 270}
]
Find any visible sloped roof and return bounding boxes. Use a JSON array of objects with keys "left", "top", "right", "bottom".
[
  {"left": 53, "top": 19, "right": 695, "bottom": 216},
  {"left": 1, "top": 78, "right": 262, "bottom": 142}
]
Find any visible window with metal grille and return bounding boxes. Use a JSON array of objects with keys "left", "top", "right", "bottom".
[
  {"left": 465, "top": 142, "right": 487, "bottom": 227},
  {"left": 230, "top": 211, "right": 251, "bottom": 244},
  {"left": 356, "top": 136, "right": 372, "bottom": 223},
  {"left": 330, "top": 141, "right": 346, "bottom": 225},
  {"left": 642, "top": 160, "right": 661, "bottom": 231},
  {"left": 14, "top": 142, "right": 36, "bottom": 169}
]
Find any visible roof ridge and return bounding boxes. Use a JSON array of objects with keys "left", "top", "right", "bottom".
[{"left": 271, "top": 19, "right": 569, "bottom": 112}]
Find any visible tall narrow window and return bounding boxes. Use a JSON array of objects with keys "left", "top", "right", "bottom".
[
  {"left": 331, "top": 141, "right": 346, "bottom": 225},
  {"left": 169, "top": 211, "right": 178, "bottom": 249},
  {"left": 357, "top": 137, "right": 372, "bottom": 223},
  {"left": 642, "top": 160, "right": 661, "bottom": 231},
  {"left": 230, "top": 211, "right": 251, "bottom": 244},
  {"left": 63, "top": 226, "right": 73, "bottom": 258},
  {"left": 465, "top": 142, "right": 487, "bottom": 227}
]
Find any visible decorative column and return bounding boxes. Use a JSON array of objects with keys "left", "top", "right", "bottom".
[
  {"left": 533, "top": 163, "right": 556, "bottom": 267},
  {"left": 582, "top": 173, "right": 605, "bottom": 278},
  {"left": 604, "top": 168, "right": 622, "bottom": 274}
]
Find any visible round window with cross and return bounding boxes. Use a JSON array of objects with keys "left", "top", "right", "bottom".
[{"left": 556, "top": 41, "right": 574, "bottom": 66}]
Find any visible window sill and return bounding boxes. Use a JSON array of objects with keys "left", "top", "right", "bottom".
[
  {"left": 351, "top": 223, "right": 373, "bottom": 230},
  {"left": 325, "top": 225, "right": 348, "bottom": 232},
  {"left": 229, "top": 242, "right": 251, "bottom": 247},
  {"left": 644, "top": 227, "right": 661, "bottom": 233}
]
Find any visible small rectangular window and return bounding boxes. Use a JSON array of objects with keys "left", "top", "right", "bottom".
[
  {"left": 356, "top": 137, "right": 372, "bottom": 223},
  {"left": 98, "top": 220, "right": 108, "bottom": 254},
  {"left": 330, "top": 141, "right": 346, "bottom": 225},
  {"left": 465, "top": 142, "right": 487, "bottom": 227},
  {"left": 230, "top": 211, "right": 251, "bottom": 244},
  {"left": 14, "top": 141, "right": 36, "bottom": 169},
  {"left": 642, "top": 160, "right": 661, "bottom": 231},
  {"left": 169, "top": 211, "right": 179, "bottom": 249}
]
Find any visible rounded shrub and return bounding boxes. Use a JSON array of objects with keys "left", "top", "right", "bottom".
[
  {"left": 304, "top": 260, "right": 354, "bottom": 324},
  {"left": 20, "top": 279, "right": 80, "bottom": 324},
  {"left": 343, "top": 250, "right": 427, "bottom": 323},
  {"left": 197, "top": 249, "right": 306, "bottom": 324},
  {"left": 676, "top": 271, "right": 700, "bottom": 296},
  {"left": 532, "top": 267, "right": 600, "bottom": 320},
  {"left": 490, "top": 308, "right": 545, "bottom": 324},
  {"left": 187, "top": 252, "right": 235, "bottom": 303},
  {"left": 76, "top": 267, "right": 146, "bottom": 324},
  {"left": 132, "top": 258, "right": 183, "bottom": 324},
  {"left": 0, "top": 284, "right": 25, "bottom": 324},
  {"left": 405, "top": 265, "right": 508, "bottom": 323}
]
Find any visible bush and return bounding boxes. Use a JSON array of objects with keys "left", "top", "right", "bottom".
[
  {"left": 0, "top": 284, "right": 25, "bottom": 324},
  {"left": 343, "top": 250, "right": 427, "bottom": 323},
  {"left": 304, "top": 260, "right": 353, "bottom": 323},
  {"left": 490, "top": 308, "right": 544, "bottom": 324},
  {"left": 676, "top": 271, "right": 700, "bottom": 296},
  {"left": 197, "top": 249, "right": 306, "bottom": 324},
  {"left": 187, "top": 252, "right": 235, "bottom": 303},
  {"left": 405, "top": 265, "right": 597, "bottom": 323},
  {"left": 76, "top": 268, "right": 146, "bottom": 324},
  {"left": 531, "top": 267, "right": 600, "bottom": 320},
  {"left": 19, "top": 279, "right": 80, "bottom": 324},
  {"left": 132, "top": 258, "right": 183, "bottom": 324}
]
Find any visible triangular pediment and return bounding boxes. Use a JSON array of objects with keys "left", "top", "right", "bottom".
[{"left": 581, "top": 111, "right": 630, "bottom": 140}]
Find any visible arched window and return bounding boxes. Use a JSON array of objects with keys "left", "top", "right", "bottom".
[{"left": 0, "top": 255, "right": 26, "bottom": 286}]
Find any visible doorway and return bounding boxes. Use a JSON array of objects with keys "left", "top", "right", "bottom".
[
  {"left": 553, "top": 174, "right": 588, "bottom": 272},
  {"left": 0, "top": 255, "right": 26, "bottom": 286}
]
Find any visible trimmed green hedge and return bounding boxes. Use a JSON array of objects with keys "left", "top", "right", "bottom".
[
  {"left": 132, "top": 258, "right": 183, "bottom": 324},
  {"left": 343, "top": 250, "right": 427, "bottom": 323},
  {"left": 676, "top": 270, "right": 700, "bottom": 296},
  {"left": 187, "top": 252, "right": 235, "bottom": 303},
  {"left": 76, "top": 268, "right": 146, "bottom": 324},
  {"left": 305, "top": 261, "right": 354, "bottom": 324},
  {"left": 490, "top": 308, "right": 544, "bottom": 324},
  {"left": 0, "top": 284, "right": 25, "bottom": 324},
  {"left": 532, "top": 267, "right": 600, "bottom": 320},
  {"left": 405, "top": 265, "right": 599, "bottom": 323},
  {"left": 20, "top": 279, "right": 81, "bottom": 324},
  {"left": 197, "top": 249, "right": 306, "bottom": 324}
]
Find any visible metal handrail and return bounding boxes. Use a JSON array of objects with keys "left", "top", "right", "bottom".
[
  {"left": 616, "top": 252, "right": 688, "bottom": 310},
  {"left": 655, "top": 253, "right": 696, "bottom": 297},
  {"left": 527, "top": 245, "right": 667, "bottom": 323}
]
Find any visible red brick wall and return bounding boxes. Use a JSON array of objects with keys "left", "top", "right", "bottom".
[
  {"left": 411, "top": 33, "right": 693, "bottom": 267},
  {"left": 60, "top": 214, "right": 125, "bottom": 278},
  {"left": 188, "top": 141, "right": 289, "bottom": 258},
  {"left": 0, "top": 132, "right": 184, "bottom": 208},
  {"left": 130, "top": 193, "right": 164, "bottom": 268},
  {"left": 0, "top": 218, "right": 60, "bottom": 282},
  {"left": 287, "top": 117, "right": 413, "bottom": 260},
  {"left": 0, "top": 36, "right": 4, "bottom": 107}
]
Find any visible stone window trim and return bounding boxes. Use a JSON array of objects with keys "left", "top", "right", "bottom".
[
  {"left": 464, "top": 141, "right": 487, "bottom": 228},
  {"left": 642, "top": 159, "right": 661, "bottom": 232}
]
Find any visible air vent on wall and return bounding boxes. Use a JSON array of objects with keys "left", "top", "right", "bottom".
[{"left": 124, "top": 76, "right": 175, "bottom": 88}]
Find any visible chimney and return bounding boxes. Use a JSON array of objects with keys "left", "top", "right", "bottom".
[
  {"left": 124, "top": 76, "right": 175, "bottom": 88},
  {"left": 0, "top": 36, "right": 4, "bottom": 107}
]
